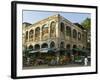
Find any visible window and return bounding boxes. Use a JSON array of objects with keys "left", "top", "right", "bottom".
[
  {"left": 60, "top": 22, "right": 64, "bottom": 32},
  {"left": 60, "top": 42, "right": 64, "bottom": 48},
  {"left": 35, "top": 27, "right": 40, "bottom": 37},
  {"left": 42, "top": 24, "right": 48, "bottom": 36},
  {"left": 28, "top": 45, "right": 33, "bottom": 50},
  {"left": 73, "top": 29, "right": 77, "bottom": 39},
  {"left": 73, "top": 45, "right": 77, "bottom": 48},
  {"left": 41, "top": 43, "right": 48, "bottom": 48},
  {"left": 50, "top": 41, "right": 55, "bottom": 48},
  {"left": 29, "top": 29, "right": 33, "bottom": 41},
  {"left": 66, "top": 26, "right": 71, "bottom": 36},
  {"left": 66, "top": 44, "right": 71, "bottom": 49},
  {"left": 50, "top": 21, "right": 56, "bottom": 37},
  {"left": 82, "top": 34, "right": 84, "bottom": 41},
  {"left": 50, "top": 21, "right": 56, "bottom": 33},
  {"left": 34, "top": 44, "right": 40, "bottom": 50},
  {"left": 66, "top": 44, "right": 71, "bottom": 57},
  {"left": 78, "top": 32, "right": 81, "bottom": 40},
  {"left": 35, "top": 27, "right": 40, "bottom": 41}
]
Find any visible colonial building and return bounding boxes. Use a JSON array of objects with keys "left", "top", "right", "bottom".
[{"left": 22, "top": 14, "right": 87, "bottom": 52}]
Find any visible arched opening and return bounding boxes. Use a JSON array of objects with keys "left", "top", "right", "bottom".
[
  {"left": 66, "top": 26, "right": 71, "bottom": 37},
  {"left": 28, "top": 45, "right": 33, "bottom": 50},
  {"left": 60, "top": 22, "right": 64, "bottom": 32},
  {"left": 29, "top": 29, "right": 34, "bottom": 41},
  {"left": 42, "top": 24, "right": 48, "bottom": 40},
  {"left": 42, "top": 24, "right": 48, "bottom": 35},
  {"left": 66, "top": 44, "right": 71, "bottom": 50},
  {"left": 66, "top": 44, "right": 71, "bottom": 57},
  {"left": 78, "top": 32, "right": 81, "bottom": 40},
  {"left": 73, "top": 45, "right": 77, "bottom": 55},
  {"left": 50, "top": 41, "right": 55, "bottom": 48},
  {"left": 50, "top": 21, "right": 56, "bottom": 37},
  {"left": 83, "top": 46, "right": 85, "bottom": 49},
  {"left": 35, "top": 27, "right": 40, "bottom": 36},
  {"left": 35, "top": 27, "right": 40, "bottom": 41},
  {"left": 41, "top": 43, "right": 48, "bottom": 48},
  {"left": 34, "top": 44, "right": 40, "bottom": 50},
  {"left": 60, "top": 42, "right": 64, "bottom": 48},
  {"left": 73, "top": 29, "right": 77, "bottom": 39},
  {"left": 73, "top": 45, "right": 77, "bottom": 48},
  {"left": 60, "top": 42, "right": 65, "bottom": 55}
]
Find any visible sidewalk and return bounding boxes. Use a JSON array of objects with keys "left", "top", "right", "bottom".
[{"left": 23, "top": 63, "right": 90, "bottom": 69}]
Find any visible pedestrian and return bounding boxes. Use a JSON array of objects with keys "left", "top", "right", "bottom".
[
  {"left": 84, "top": 57, "right": 88, "bottom": 66},
  {"left": 71, "top": 54, "right": 74, "bottom": 63},
  {"left": 56, "top": 55, "right": 59, "bottom": 64},
  {"left": 27, "top": 57, "right": 30, "bottom": 65},
  {"left": 50, "top": 58, "right": 55, "bottom": 65}
]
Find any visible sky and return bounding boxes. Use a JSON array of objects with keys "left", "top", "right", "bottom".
[{"left": 23, "top": 10, "right": 91, "bottom": 24}]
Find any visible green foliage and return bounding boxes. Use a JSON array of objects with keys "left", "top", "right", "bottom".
[{"left": 81, "top": 18, "right": 91, "bottom": 30}]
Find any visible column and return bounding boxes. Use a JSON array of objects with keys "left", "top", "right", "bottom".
[
  {"left": 40, "top": 26, "right": 42, "bottom": 41},
  {"left": 33, "top": 29, "right": 34, "bottom": 41},
  {"left": 48, "top": 21, "right": 51, "bottom": 39},
  {"left": 27, "top": 30, "right": 29, "bottom": 42},
  {"left": 34, "top": 29, "right": 35, "bottom": 41}
]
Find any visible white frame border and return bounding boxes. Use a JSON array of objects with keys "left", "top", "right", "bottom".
[{"left": 15, "top": 2, "right": 97, "bottom": 77}]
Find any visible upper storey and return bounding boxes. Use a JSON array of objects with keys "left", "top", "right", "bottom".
[{"left": 22, "top": 14, "right": 87, "bottom": 47}]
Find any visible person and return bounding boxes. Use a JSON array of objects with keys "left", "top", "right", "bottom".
[
  {"left": 56, "top": 55, "right": 59, "bottom": 64},
  {"left": 84, "top": 57, "right": 88, "bottom": 66},
  {"left": 71, "top": 54, "right": 74, "bottom": 63},
  {"left": 27, "top": 57, "right": 30, "bottom": 65},
  {"left": 50, "top": 58, "right": 56, "bottom": 65}
]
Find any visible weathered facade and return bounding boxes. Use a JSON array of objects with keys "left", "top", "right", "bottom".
[{"left": 22, "top": 14, "right": 87, "bottom": 51}]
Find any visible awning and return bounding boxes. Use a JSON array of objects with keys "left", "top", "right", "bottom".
[
  {"left": 81, "top": 49, "right": 89, "bottom": 53},
  {"left": 24, "top": 49, "right": 33, "bottom": 52},
  {"left": 40, "top": 50, "right": 48, "bottom": 53},
  {"left": 29, "top": 50, "right": 39, "bottom": 53},
  {"left": 73, "top": 48, "right": 82, "bottom": 51},
  {"left": 40, "top": 48, "right": 57, "bottom": 53}
]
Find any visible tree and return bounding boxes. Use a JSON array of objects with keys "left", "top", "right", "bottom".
[
  {"left": 81, "top": 18, "right": 91, "bottom": 49},
  {"left": 81, "top": 18, "right": 91, "bottom": 31}
]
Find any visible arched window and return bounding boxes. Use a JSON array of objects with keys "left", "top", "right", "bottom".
[
  {"left": 28, "top": 45, "right": 33, "bottom": 50},
  {"left": 78, "top": 32, "right": 81, "bottom": 40},
  {"left": 73, "top": 45, "right": 77, "bottom": 48},
  {"left": 66, "top": 26, "right": 71, "bottom": 36},
  {"left": 25, "top": 31, "right": 28, "bottom": 41},
  {"left": 50, "top": 41, "right": 55, "bottom": 48},
  {"left": 66, "top": 44, "right": 71, "bottom": 57},
  {"left": 73, "top": 29, "right": 77, "bottom": 39},
  {"left": 73, "top": 45, "right": 77, "bottom": 54},
  {"left": 60, "top": 42, "right": 64, "bottom": 48},
  {"left": 34, "top": 44, "right": 40, "bottom": 50},
  {"left": 29, "top": 29, "right": 33, "bottom": 41},
  {"left": 35, "top": 27, "right": 40, "bottom": 37},
  {"left": 50, "top": 21, "right": 56, "bottom": 37},
  {"left": 41, "top": 43, "right": 48, "bottom": 48},
  {"left": 42, "top": 24, "right": 48, "bottom": 36},
  {"left": 35, "top": 27, "right": 40, "bottom": 41},
  {"left": 60, "top": 22, "right": 64, "bottom": 32},
  {"left": 66, "top": 44, "right": 71, "bottom": 49}
]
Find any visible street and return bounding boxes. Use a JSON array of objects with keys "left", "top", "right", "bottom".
[{"left": 23, "top": 63, "right": 90, "bottom": 69}]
